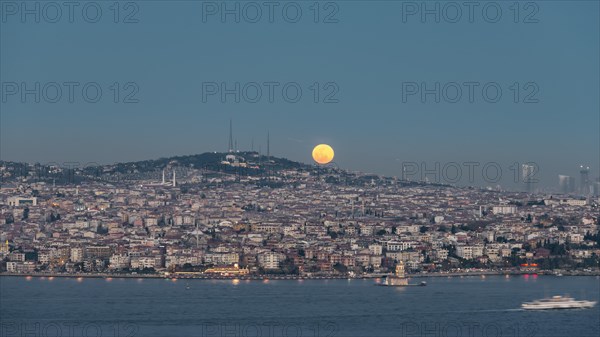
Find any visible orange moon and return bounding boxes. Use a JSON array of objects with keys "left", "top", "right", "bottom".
[{"left": 312, "top": 144, "right": 334, "bottom": 165}]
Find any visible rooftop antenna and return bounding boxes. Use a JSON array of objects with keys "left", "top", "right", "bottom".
[{"left": 228, "top": 119, "right": 234, "bottom": 153}]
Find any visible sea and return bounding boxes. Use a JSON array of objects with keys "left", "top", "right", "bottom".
[{"left": 1, "top": 275, "right": 598, "bottom": 337}]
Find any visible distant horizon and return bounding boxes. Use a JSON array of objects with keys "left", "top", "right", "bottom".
[{"left": 1, "top": 147, "right": 598, "bottom": 194}]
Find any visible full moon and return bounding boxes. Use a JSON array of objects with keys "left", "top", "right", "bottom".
[{"left": 312, "top": 144, "right": 334, "bottom": 165}]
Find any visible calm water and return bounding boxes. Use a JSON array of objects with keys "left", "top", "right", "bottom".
[{"left": 1, "top": 275, "right": 598, "bottom": 337}]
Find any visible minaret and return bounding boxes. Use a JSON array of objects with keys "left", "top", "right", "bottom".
[
  {"left": 162, "top": 169, "right": 165, "bottom": 184},
  {"left": 172, "top": 171, "right": 176, "bottom": 187}
]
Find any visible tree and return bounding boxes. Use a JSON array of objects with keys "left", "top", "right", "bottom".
[
  {"left": 50, "top": 213, "right": 60, "bottom": 222},
  {"left": 333, "top": 263, "right": 348, "bottom": 274},
  {"left": 97, "top": 225, "right": 109, "bottom": 234},
  {"left": 280, "top": 258, "right": 299, "bottom": 275}
]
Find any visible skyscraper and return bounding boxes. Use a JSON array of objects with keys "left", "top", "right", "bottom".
[
  {"left": 593, "top": 178, "right": 600, "bottom": 196},
  {"left": 579, "top": 165, "right": 590, "bottom": 195},
  {"left": 558, "top": 175, "right": 575, "bottom": 194},
  {"left": 522, "top": 164, "right": 535, "bottom": 193}
]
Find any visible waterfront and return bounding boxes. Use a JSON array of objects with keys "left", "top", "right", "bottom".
[
  {"left": 2, "top": 268, "right": 599, "bottom": 280},
  {"left": 1, "top": 276, "right": 598, "bottom": 337}
]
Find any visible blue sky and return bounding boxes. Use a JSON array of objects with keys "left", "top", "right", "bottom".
[{"left": 1, "top": 1, "right": 599, "bottom": 190}]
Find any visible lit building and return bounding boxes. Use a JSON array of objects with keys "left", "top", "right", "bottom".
[
  {"left": 203, "top": 263, "right": 249, "bottom": 276},
  {"left": 0, "top": 240, "right": 9, "bottom": 254},
  {"left": 384, "top": 261, "right": 408, "bottom": 286}
]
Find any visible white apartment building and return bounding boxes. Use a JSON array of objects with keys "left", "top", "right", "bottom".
[
  {"left": 456, "top": 245, "right": 484, "bottom": 260},
  {"left": 109, "top": 254, "right": 131, "bottom": 269},
  {"left": 368, "top": 244, "right": 382, "bottom": 255},
  {"left": 492, "top": 206, "right": 517, "bottom": 215},
  {"left": 257, "top": 251, "right": 285, "bottom": 269},
  {"left": 70, "top": 247, "right": 84, "bottom": 263}
]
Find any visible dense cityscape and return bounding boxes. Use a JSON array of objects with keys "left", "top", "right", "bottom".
[{"left": 1, "top": 150, "right": 598, "bottom": 279}]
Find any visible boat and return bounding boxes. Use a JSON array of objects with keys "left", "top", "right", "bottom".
[{"left": 522, "top": 296, "right": 597, "bottom": 310}]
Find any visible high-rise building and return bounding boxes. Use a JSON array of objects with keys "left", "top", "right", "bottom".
[
  {"left": 579, "top": 165, "right": 590, "bottom": 195},
  {"left": 522, "top": 164, "right": 535, "bottom": 193},
  {"left": 558, "top": 175, "right": 575, "bottom": 194},
  {"left": 592, "top": 178, "right": 600, "bottom": 196}
]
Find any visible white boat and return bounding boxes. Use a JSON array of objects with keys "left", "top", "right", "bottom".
[{"left": 522, "top": 296, "right": 597, "bottom": 310}]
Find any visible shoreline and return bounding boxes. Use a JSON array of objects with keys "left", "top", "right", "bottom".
[{"left": 2, "top": 270, "right": 598, "bottom": 280}]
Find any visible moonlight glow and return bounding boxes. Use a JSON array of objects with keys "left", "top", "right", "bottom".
[{"left": 312, "top": 144, "right": 334, "bottom": 165}]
